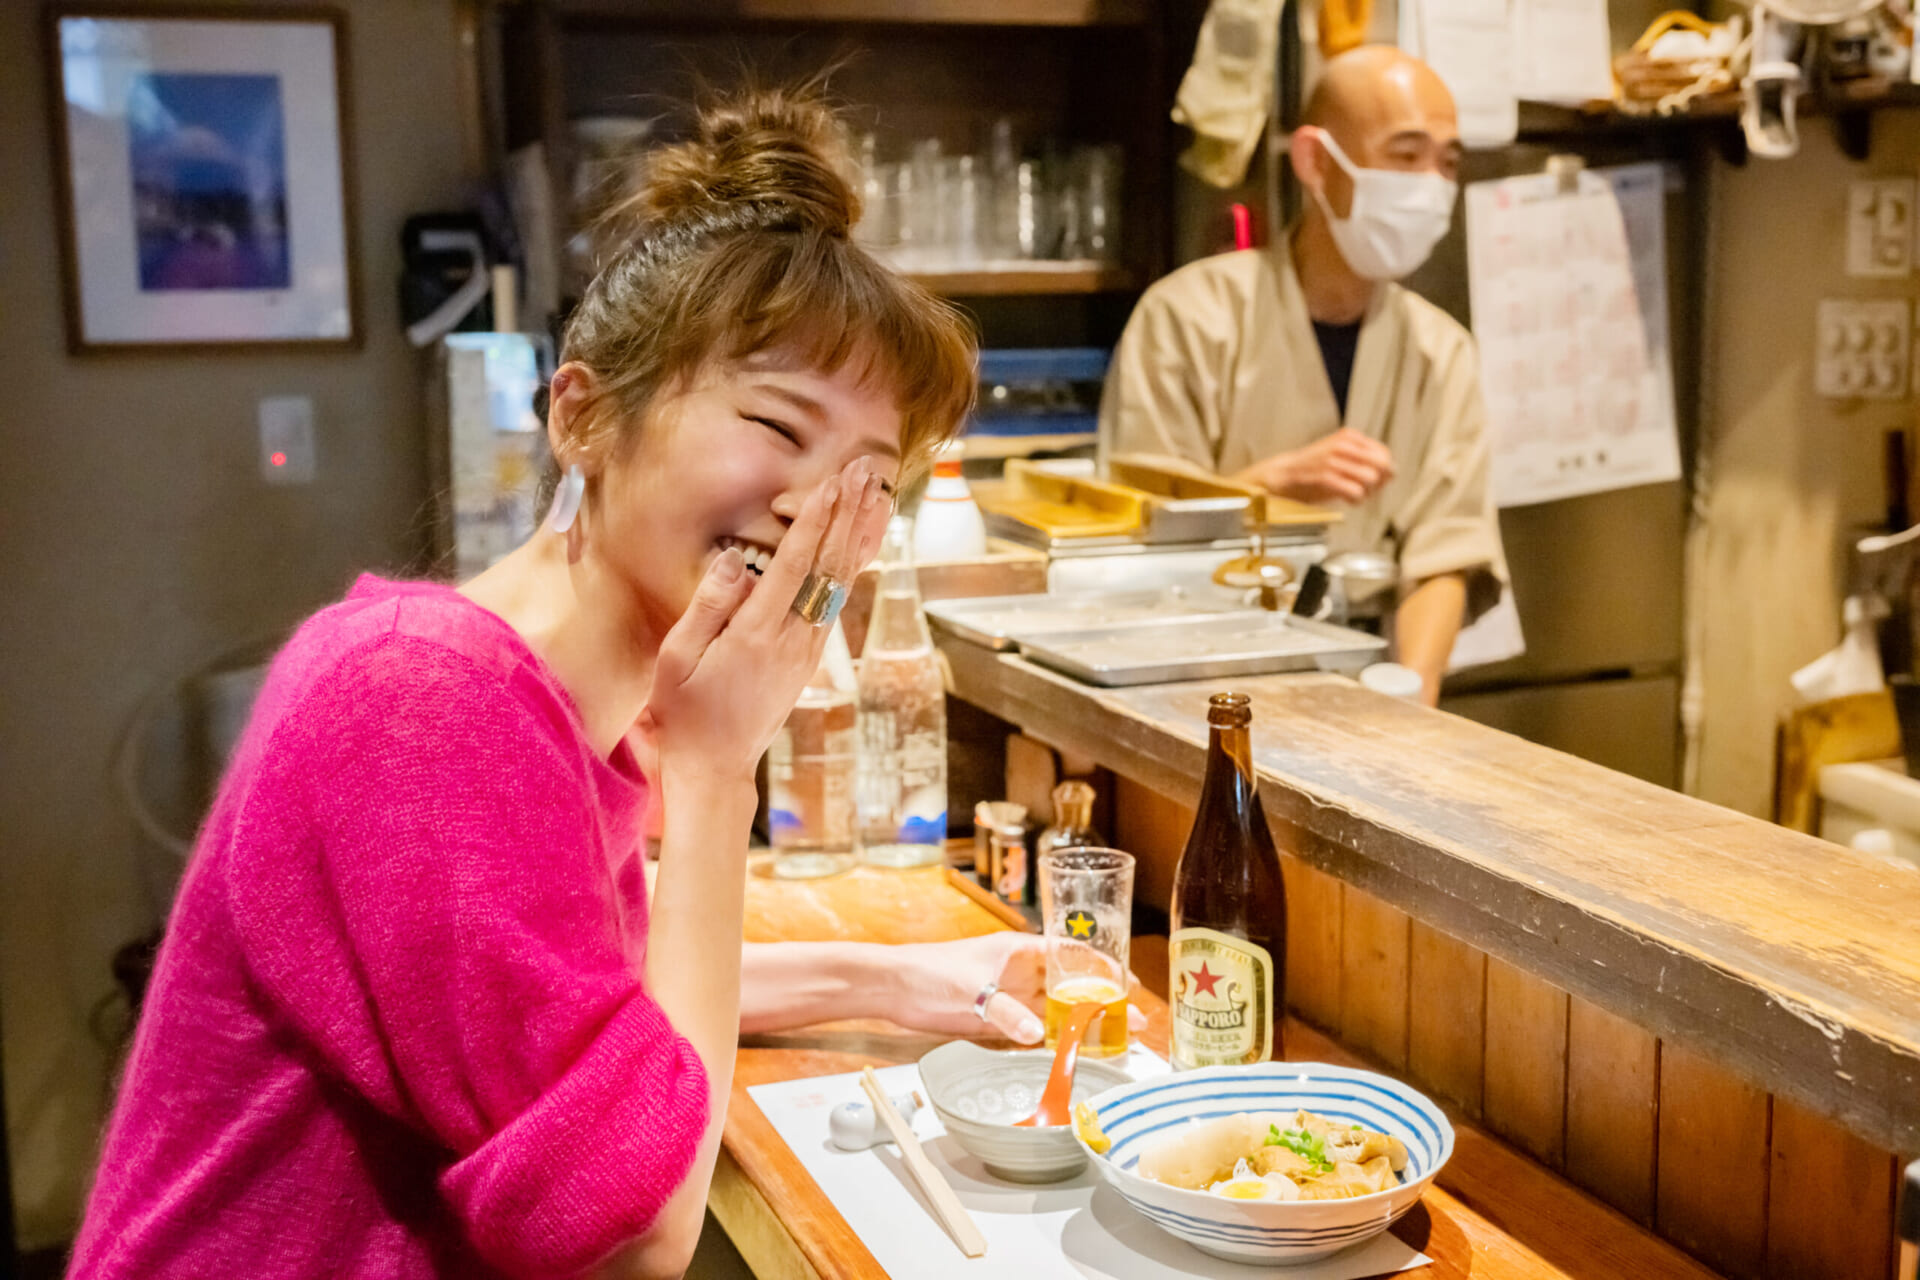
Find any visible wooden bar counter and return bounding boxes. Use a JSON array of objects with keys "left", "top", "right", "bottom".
[
  {"left": 715, "top": 863, "right": 1724, "bottom": 1279},
  {"left": 936, "top": 641, "right": 1920, "bottom": 1280}
]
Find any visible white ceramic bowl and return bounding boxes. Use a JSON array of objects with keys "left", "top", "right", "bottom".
[
  {"left": 917, "top": 1041, "right": 1133, "bottom": 1183},
  {"left": 1075, "top": 1062, "right": 1454, "bottom": 1265}
]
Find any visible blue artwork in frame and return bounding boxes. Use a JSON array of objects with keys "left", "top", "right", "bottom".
[{"left": 128, "top": 73, "right": 291, "bottom": 292}]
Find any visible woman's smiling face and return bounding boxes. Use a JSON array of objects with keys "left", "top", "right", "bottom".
[{"left": 582, "top": 349, "right": 905, "bottom": 629}]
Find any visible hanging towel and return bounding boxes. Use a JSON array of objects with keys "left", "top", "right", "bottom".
[{"left": 1173, "top": 0, "right": 1289, "bottom": 188}]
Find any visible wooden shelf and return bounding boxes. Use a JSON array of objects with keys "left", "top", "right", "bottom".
[
  {"left": 1518, "top": 79, "right": 1920, "bottom": 141},
  {"left": 556, "top": 0, "right": 1151, "bottom": 26},
  {"left": 960, "top": 430, "right": 1096, "bottom": 460},
  {"left": 905, "top": 264, "right": 1136, "bottom": 297}
]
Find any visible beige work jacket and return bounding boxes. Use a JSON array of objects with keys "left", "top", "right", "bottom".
[{"left": 1099, "top": 245, "right": 1509, "bottom": 623}]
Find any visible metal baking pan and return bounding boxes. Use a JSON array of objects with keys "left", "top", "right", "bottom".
[
  {"left": 1015, "top": 613, "right": 1387, "bottom": 687},
  {"left": 1138, "top": 495, "right": 1251, "bottom": 544},
  {"left": 924, "top": 589, "right": 1248, "bottom": 651}
]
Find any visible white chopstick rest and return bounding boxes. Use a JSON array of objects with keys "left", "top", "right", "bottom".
[
  {"left": 828, "top": 1090, "right": 924, "bottom": 1151},
  {"left": 859, "top": 1066, "right": 988, "bottom": 1259}
]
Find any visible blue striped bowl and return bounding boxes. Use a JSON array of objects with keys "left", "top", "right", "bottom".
[{"left": 1075, "top": 1062, "right": 1453, "bottom": 1265}]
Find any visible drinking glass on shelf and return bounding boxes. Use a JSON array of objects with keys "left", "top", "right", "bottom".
[
  {"left": 851, "top": 134, "right": 896, "bottom": 253},
  {"left": 1079, "top": 144, "right": 1124, "bottom": 264},
  {"left": 1039, "top": 846, "right": 1135, "bottom": 1058},
  {"left": 947, "top": 154, "right": 988, "bottom": 268},
  {"left": 1010, "top": 158, "right": 1049, "bottom": 260},
  {"left": 901, "top": 138, "right": 945, "bottom": 272},
  {"left": 1053, "top": 154, "right": 1087, "bottom": 261}
]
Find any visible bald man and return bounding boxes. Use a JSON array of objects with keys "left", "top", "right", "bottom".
[{"left": 1100, "top": 47, "right": 1508, "bottom": 704}]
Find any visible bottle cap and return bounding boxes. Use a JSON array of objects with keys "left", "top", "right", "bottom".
[
  {"left": 933, "top": 437, "right": 966, "bottom": 478},
  {"left": 1206, "top": 691, "right": 1253, "bottom": 726},
  {"left": 1052, "top": 779, "right": 1095, "bottom": 825}
]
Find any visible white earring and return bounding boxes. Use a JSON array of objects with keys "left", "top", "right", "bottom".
[{"left": 546, "top": 464, "right": 585, "bottom": 533}]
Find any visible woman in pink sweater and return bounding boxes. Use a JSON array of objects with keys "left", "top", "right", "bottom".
[{"left": 70, "top": 88, "right": 1067, "bottom": 1279}]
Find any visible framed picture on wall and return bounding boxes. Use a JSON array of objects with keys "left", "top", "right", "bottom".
[{"left": 43, "top": 6, "right": 359, "bottom": 353}]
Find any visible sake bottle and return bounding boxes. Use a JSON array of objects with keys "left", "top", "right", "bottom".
[{"left": 1167, "top": 692, "right": 1287, "bottom": 1069}]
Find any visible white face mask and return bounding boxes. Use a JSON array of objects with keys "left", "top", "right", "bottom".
[{"left": 1307, "top": 131, "right": 1457, "bottom": 281}]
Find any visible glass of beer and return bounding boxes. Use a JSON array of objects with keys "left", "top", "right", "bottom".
[{"left": 1038, "top": 846, "right": 1134, "bottom": 1058}]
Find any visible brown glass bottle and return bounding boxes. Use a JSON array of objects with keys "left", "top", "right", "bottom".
[{"left": 1168, "top": 692, "right": 1288, "bottom": 1069}]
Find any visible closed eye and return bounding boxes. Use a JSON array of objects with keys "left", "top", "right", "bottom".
[{"left": 747, "top": 415, "right": 800, "bottom": 446}]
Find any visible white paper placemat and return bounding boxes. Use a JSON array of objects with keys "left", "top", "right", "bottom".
[{"left": 746, "top": 1050, "right": 1429, "bottom": 1279}]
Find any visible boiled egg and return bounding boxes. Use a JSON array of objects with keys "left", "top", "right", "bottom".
[{"left": 1207, "top": 1159, "right": 1299, "bottom": 1202}]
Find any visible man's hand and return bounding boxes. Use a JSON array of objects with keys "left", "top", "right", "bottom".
[
  {"left": 1394, "top": 572, "right": 1468, "bottom": 706},
  {"left": 1235, "top": 427, "right": 1395, "bottom": 505}
]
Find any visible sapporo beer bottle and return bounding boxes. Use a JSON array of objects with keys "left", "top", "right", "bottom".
[{"left": 1168, "top": 692, "right": 1287, "bottom": 1069}]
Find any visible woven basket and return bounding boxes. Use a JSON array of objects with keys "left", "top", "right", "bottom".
[{"left": 1614, "top": 10, "right": 1739, "bottom": 105}]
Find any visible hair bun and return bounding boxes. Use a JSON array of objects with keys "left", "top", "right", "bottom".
[{"left": 637, "top": 86, "right": 859, "bottom": 239}]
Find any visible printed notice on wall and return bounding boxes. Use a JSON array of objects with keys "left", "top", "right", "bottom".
[{"left": 1466, "top": 163, "right": 1682, "bottom": 508}]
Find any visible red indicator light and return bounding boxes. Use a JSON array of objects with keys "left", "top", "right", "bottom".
[{"left": 270, "top": 451, "right": 287, "bottom": 467}]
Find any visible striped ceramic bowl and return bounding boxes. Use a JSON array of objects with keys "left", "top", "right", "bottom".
[{"left": 1076, "top": 1062, "right": 1454, "bottom": 1265}]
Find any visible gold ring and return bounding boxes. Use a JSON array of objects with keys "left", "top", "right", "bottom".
[{"left": 791, "top": 571, "right": 849, "bottom": 628}]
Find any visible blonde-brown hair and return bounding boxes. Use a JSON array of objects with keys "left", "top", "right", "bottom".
[{"left": 555, "top": 83, "right": 977, "bottom": 488}]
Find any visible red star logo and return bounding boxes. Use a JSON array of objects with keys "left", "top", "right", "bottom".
[{"left": 1190, "top": 962, "right": 1223, "bottom": 998}]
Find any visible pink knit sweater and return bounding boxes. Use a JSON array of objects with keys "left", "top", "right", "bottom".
[{"left": 70, "top": 577, "right": 710, "bottom": 1278}]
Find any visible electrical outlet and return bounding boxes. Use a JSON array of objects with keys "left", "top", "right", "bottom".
[
  {"left": 1848, "top": 178, "right": 1915, "bottom": 278},
  {"left": 259, "top": 395, "right": 316, "bottom": 484},
  {"left": 1816, "top": 300, "right": 1910, "bottom": 399}
]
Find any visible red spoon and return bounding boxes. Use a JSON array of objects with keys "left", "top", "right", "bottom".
[{"left": 1014, "top": 1001, "right": 1105, "bottom": 1128}]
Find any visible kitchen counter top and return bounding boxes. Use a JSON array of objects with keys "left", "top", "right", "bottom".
[{"left": 939, "top": 640, "right": 1920, "bottom": 1158}]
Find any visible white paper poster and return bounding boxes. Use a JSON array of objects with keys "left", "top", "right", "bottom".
[
  {"left": 1510, "top": 0, "right": 1614, "bottom": 105},
  {"left": 1466, "top": 163, "right": 1682, "bottom": 508},
  {"left": 1402, "top": 0, "right": 1519, "bottom": 147}
]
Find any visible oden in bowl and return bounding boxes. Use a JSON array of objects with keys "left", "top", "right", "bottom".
[{"left": 1075, "top": 1062, "right": 1453, "bottom": 1265}]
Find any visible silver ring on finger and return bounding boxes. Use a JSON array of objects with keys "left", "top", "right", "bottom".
[
  {"left": 972, "top": 981, "right": 999, "bottom": 1023},
  {"left": 791, "top": 570, "right": 849, "bottom": 628}
]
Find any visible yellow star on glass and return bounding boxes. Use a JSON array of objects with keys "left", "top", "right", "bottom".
[{"left": 1065, "top": 910, "right": 1096, "bottom": 939}]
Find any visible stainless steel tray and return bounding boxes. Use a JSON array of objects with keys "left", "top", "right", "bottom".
[
  {"left": 925, "top": 589, "right": 1248, "bottom": 651},
  {"left": 1016, "top": 613, "right": 1387, "bottom": 686}
]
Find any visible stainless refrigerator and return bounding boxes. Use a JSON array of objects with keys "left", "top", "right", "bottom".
[{"left": 1415, "top": 135, "right": 1700, "bottom": 790}]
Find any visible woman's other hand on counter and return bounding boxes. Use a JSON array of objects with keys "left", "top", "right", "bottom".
[
  {"left": 880, "top": 933, "right": 1150, "bottom": 1045},
  {"left": 738, "top": 934, "right": 1151, "bottom": 1042}
]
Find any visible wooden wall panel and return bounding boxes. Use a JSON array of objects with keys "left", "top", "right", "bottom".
[
  {"left": 1483, "top": 959, "right": 1569, "bottom": 1170},
  {"left": 1407, "top": 921, "right": 1486, "bottom": 1116},
  {"left": 1004, "top": 731, "right": 1061, "bottom": 825},
  {"left": 1340, "top": 887, "right": 1410, "bottom": 1070},
  {"left": 1657, "top": 1044, "right": 1772, "bottom": 1280},
  {"left": 1766, "top": 1097, "right": 1899, "bottom": 1280},
  {"left": 1110, "top": 774, "right": 1191, "bottom": 914},
  {"left": 1565, "top": 997, "right": 1659, "bottom": 1225},
  {"left": 1280, "top": 854, "right": 1343, "bottom": 1031}
]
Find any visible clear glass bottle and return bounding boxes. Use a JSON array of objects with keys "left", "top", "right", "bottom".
[
  {"left": 766, "top": 663, "right": 857, "bottom": 880},
  {"left": 856, "top": 516, "right": 948, "bottom": 868},
  {"left": 1035, "top": 780, "right": 1104, "bottom": 865}
]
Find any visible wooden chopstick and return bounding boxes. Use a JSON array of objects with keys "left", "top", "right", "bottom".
[{"left": 859, "top": 1066, "right": 989, "bottom": 1259}]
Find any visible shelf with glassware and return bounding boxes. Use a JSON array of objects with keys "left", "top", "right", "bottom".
[
  {"left": 852, "top": 125, "right": 1134, "bottom": 298},
  {"left": 491, "top": 2, "right": 1171, "bottom": 326},
  {"left": 551, "top": 0, "right": 1153, "bottom": 26}
]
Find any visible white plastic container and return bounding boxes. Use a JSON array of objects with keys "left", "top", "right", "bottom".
[{"left": 912, "top": 440, "right": 987, "bottom": 561}]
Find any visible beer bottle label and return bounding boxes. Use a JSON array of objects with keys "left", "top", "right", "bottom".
[{"left": 1168, "top": 926, "right": 1274, "bottom": 1067}]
